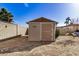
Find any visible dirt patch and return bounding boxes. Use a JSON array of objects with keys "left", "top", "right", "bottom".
[
  {"left": 0, "top": 36, "right": 79, "bottom": 56},
  {"left": 0, "top": 36, "right": 52, "bottom": 54}
]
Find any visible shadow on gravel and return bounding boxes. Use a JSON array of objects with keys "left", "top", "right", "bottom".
[
  {"left": 56, "top": 40, "right": 76, "bottom": 47},
  {"left": 0, "top": 36, "right": 53, "bottom": 54}
]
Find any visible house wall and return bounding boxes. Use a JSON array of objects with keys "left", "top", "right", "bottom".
[
  {"left": 57, "top": 27, "right": 69, "bottom": 35},
  {"left": 0, "top": 21, "right": 26, "bottom": 40},
  {"left": 57, "top": 25, "right": 79, "bottom": 35},
  {"left": 28, "top": 22, "right": 56, "bottom": 41}
]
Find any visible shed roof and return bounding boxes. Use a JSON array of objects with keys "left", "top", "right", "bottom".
[{"left": 27, "top": 17, "right": 58, "bottom": 24}]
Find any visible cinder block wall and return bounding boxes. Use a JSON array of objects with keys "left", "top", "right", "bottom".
[{"left": 0, "top": 21, "right": 26, "bottom": 40}]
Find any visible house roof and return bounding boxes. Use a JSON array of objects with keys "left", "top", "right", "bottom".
[
  {"left": 57, "top": 24, "right": 79, "bottom": 28},
  {"left": 68, "top": 24, "right": 79, "bottom": 26},
  {"left": 27, "top": 17, "right": 58, "bottom": 24}
]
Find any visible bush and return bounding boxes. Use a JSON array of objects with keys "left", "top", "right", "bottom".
[
  {"left": 55, "top": 29, "right": 60, "bottom": 38},
  {"left": 75, "top": 30, "right": 79, "bottom": 32}
]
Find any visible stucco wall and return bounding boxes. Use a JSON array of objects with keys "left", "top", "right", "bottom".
[
  {"left": 57, "top": 25, "right": 79, "bottom": 35},
  {"left": 18, "top": 25, "right": 26, "bottom": 36},
  {"left": 0, "top": 21, "right": 26, "bottom": 40}
]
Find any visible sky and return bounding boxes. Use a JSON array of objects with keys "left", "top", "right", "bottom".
[{"left": 0, "top": 3, "right": 79, "bottom": 27}]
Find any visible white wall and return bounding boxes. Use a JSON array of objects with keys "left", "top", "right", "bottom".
[
  {"left": 0, "top": 21, "right": 27, "bottom": 40},
  {"left": 18, "top": 25, "right": 27, "bottom": 36}
]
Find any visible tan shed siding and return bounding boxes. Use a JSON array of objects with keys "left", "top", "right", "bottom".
[
  {"left": 41, "top": 23, "right": 52, "bottom": 41},
  {"left": 41, "top": 22, "right": 55, "bottom": 41},
  {"left": 53, "top": 23, "right": 56, "bottom": 41},
  {"left": 29, "top": 22, "right": 41, "bottom": 41},
  {"left": 52, "top": 22, "right": 56, "bottom": 41},
  {"left": 28, "top": 22, "right": 56, "bottom": 41}
]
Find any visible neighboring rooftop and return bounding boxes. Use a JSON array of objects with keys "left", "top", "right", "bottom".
[
  {"left": 27, "top": 17, "right": 58, "bottom": 24},
  {"left": 57, "top": 24, "right": 79, "bottom": 28}
]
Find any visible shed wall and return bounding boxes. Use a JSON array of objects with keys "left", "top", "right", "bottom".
[
  {"left": 28, "top": 22, "right": 56, "bottom": 41},
  {"left": 29, "top": 22, "right": 41, "bottom": 41}
]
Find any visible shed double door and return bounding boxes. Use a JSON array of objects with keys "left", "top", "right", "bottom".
[{"left": 41, "top": 23, "right": 53, "bottom": 41}]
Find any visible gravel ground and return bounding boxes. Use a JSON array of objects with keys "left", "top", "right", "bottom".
[
  {"left": 29, "top": 36, "right": 79, "bottom": 56},
  {"left": 0, "top": 36, "right": 79, "bottom": 56}
]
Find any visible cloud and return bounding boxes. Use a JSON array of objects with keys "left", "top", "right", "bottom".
[{"left": 24, "top": 3, "right": 29, "bottom": 7}]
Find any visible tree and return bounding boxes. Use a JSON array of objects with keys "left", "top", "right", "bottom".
[
  {"left": 0, "top": 8, "right": 13, "bottom": 23},
  {"left": 64, "top": 20, "right": 68, "bottom": 26},
  {"left": 64, "top": 17, "right": 71, "bottom": 25}
]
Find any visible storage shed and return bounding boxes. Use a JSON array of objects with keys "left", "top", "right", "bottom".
[{"left": 27, "top": 17, "right": 57, "bottom": 41}]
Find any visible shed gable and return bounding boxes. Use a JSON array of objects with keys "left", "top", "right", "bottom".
[{"left": 27, "top": 17, "right": 58, "bottom": 24}]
